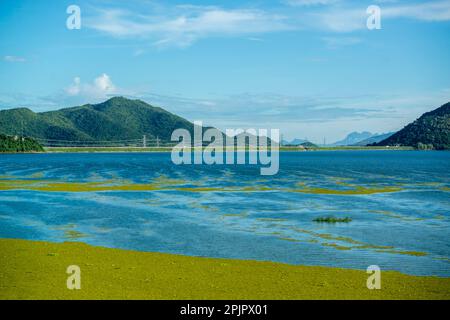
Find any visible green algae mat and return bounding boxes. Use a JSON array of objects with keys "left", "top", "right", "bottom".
[{"left": 0, "top": 238, "right": 449, "bottom": 300}]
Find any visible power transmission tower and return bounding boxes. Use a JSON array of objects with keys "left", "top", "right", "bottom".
[
  {"left": 156, "top": 136, "right": 160, "bottom": 148},
  {"left": 143, "top": 135, "right": 147, "bottom": 148}
]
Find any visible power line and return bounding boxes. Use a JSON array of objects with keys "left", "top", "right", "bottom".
[
  {"left": 34, "top": 138, "right": 143, "bottom": 143},
  {"left": 30, "top": 135, "right": 181, "bottom": 148}
]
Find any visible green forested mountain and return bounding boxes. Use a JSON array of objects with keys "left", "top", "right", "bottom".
[
  {"left": 376, "top": 102, "right": 450, "bottom": 150},
  {"left": 0, "top": 134, "right": 43, "bottom": 152},
  {"left": 0, "top": 97, "right": 194, "bottom": 143}
]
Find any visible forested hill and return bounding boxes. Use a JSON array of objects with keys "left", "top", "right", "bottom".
[
  {"left": 0, "top": 134, "right": 44, "bottom": 152},
  {"left": 0, "top": 97, "right": 194, "bottom": 142},
  {"left": 375, "top": 102, "right": 450, "bottom": 150}
]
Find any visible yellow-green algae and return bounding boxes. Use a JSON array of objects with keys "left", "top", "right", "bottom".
[
  {"left": 63, "top": 230, "right": 87, "bottom": 240},
  {"left": 0, "top": 238, "right": 448, "bottom": 300},
  {"left": 51, "top": 224, "right": 87, "bottom": 240},
  {"left": 289, "top": 227, "right": 428, "bottom": 256},
  {"left": 435, "top": 257, "right": 450, "bottom": 263},
  {"left": 291, "top": 227, "right": 391, "bottom": 247},
  {"left": 0, "top": 177, "right": 405, "bottom": 195},
  {"left": 367, "top": 210, "right": 424, "bottom": 221},
  {"left": 375, "top": 249, "right": 428, "bottom": 257},
  {"left": 292, "top": 182, "right": 402, "bottom": 195},
  {"left": 278, "top": 237, "right": 301, "bottom": 242}
]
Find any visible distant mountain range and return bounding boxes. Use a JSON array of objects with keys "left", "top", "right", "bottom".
[
  {"left": 376, "top": 102, "right": 450, "bottom": 150},
  {"left": 331, "top": 131, "right": 375, "bottom": 146},
  {"left": 329, "top": 131, "right": 395, "bottom": 146},
  {"left": 1, "top": 97, "right": 448, "bottom": 150},
  {"left": 351, "top": 132, "right": 395, "bottom": 146},
  {"left": 0, "top": 97, "right": 194, "bottom": 143}
]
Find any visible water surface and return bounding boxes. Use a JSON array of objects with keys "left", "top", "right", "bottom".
[{"left": 0, "top": 151, "right": 449, "bottom": 276}]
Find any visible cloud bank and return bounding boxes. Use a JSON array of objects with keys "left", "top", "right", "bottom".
[{"left": 83, "top": 1, "right": 450, "bottom": 46}]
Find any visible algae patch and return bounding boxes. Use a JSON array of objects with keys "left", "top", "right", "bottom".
[
  {"left": 289, "top": 227, "right": 427, "bottom": 257},
  {"left": 1, "top": 238, "right": 448, "bottom": 300},
  {"left": 0, "top": 176, "right": 404, "bottom": 195},
  {"left": 292, "top": 182, "right": 402, "bottom": 195}
]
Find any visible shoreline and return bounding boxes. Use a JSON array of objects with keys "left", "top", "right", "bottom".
[
  {"left": 1, "top": 238, "right": 449, "bottom": 300},
  {"left": 0, "top": 146, "right": 417, "bottom": 154},
  {"left": 44, "top": 146, "right": 415, "bottom": 153}
]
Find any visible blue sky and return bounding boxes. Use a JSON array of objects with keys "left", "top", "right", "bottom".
[{"left": 0, "top": 0, "right": 449, "bottom": 143}]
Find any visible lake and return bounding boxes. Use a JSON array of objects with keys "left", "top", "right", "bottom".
[{"left": 0, "top": 151, "right": 449, "bottom": 276}]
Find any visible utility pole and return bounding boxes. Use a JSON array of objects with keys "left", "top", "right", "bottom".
[
  {"left": 156, "top": 136, "right": 160, "bottom": 148},
  {"left": 143, "top": 135, "right": 147, "bottom": 148}
]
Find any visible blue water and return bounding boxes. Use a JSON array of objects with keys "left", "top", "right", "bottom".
[{"left": 0, "top": 151, "right": 449, "bottom": 276}]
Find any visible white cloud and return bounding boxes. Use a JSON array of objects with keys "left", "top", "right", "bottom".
[
  {"left": 309, "top": 8, "right": 366, "bottom": 32},
  {"left": 94, "top": 73, "right": 115, "bottom": 92},
  {"left": 309, "top": 0, "right": 450, "bottom": 32},
  {"left": 66, "top": 77, "right": 81, "bottom": 95},
  {"left": 85, "top": 6, "right": 291, "bottom": 47},
  {"left": 3, "top": 55, "right": 26, "bottom": 63},
  {"left": 82, "top": 1, "right": 450, "bottom": 45},
  {"left": 65, "top": 73, "right": 117, "bottom": 100},
  {"left": 383, "top": 0, "right": 450, "bottom": 21}
]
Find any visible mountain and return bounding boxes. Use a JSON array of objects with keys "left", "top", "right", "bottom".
[
  {"left": 352, "top": 132, "right": 395, "bottom": 146},
  {"left": 0, "top": 97, "right": 194, "bottom": 143},
  {"left": 331, "top": 131, "right": 374, "bottom": 146},
  {"left": 0, "top": 134, "right": 43, "bottom": 152},
  {"left": 281, "top": 138, "right": 308, "bottom": 146},
  {"left": 375, "top": 102, "right": 450, "bottom": 150},
  {"left": 299, "top": 141, "right": 318, "bottom": 148},
  {"left": 0, "top": 97, "right": 271, "bottom": 147}
]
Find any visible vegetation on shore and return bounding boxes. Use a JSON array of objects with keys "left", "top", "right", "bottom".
[
  {"left": 45, "top": 147, "right": 173, "bottom": 153},
  {"left": 0, "top": 134, "right": 43, "bottom": 153},
  {"left": 376, "top": 102, "right": 450, "bottom": 150},
  {"left": 313, "top": 216, "right": 352, "bottom": 223},
  {"left": 41, "top": 145, "right": 414, "bottom": 153},
  {"left": 0, "top": 238, "right": 449, "bottom": 300}
]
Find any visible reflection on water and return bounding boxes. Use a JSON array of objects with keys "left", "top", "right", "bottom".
[{"left": 0, "top": 151, "right": 449, "bottom": 276}]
